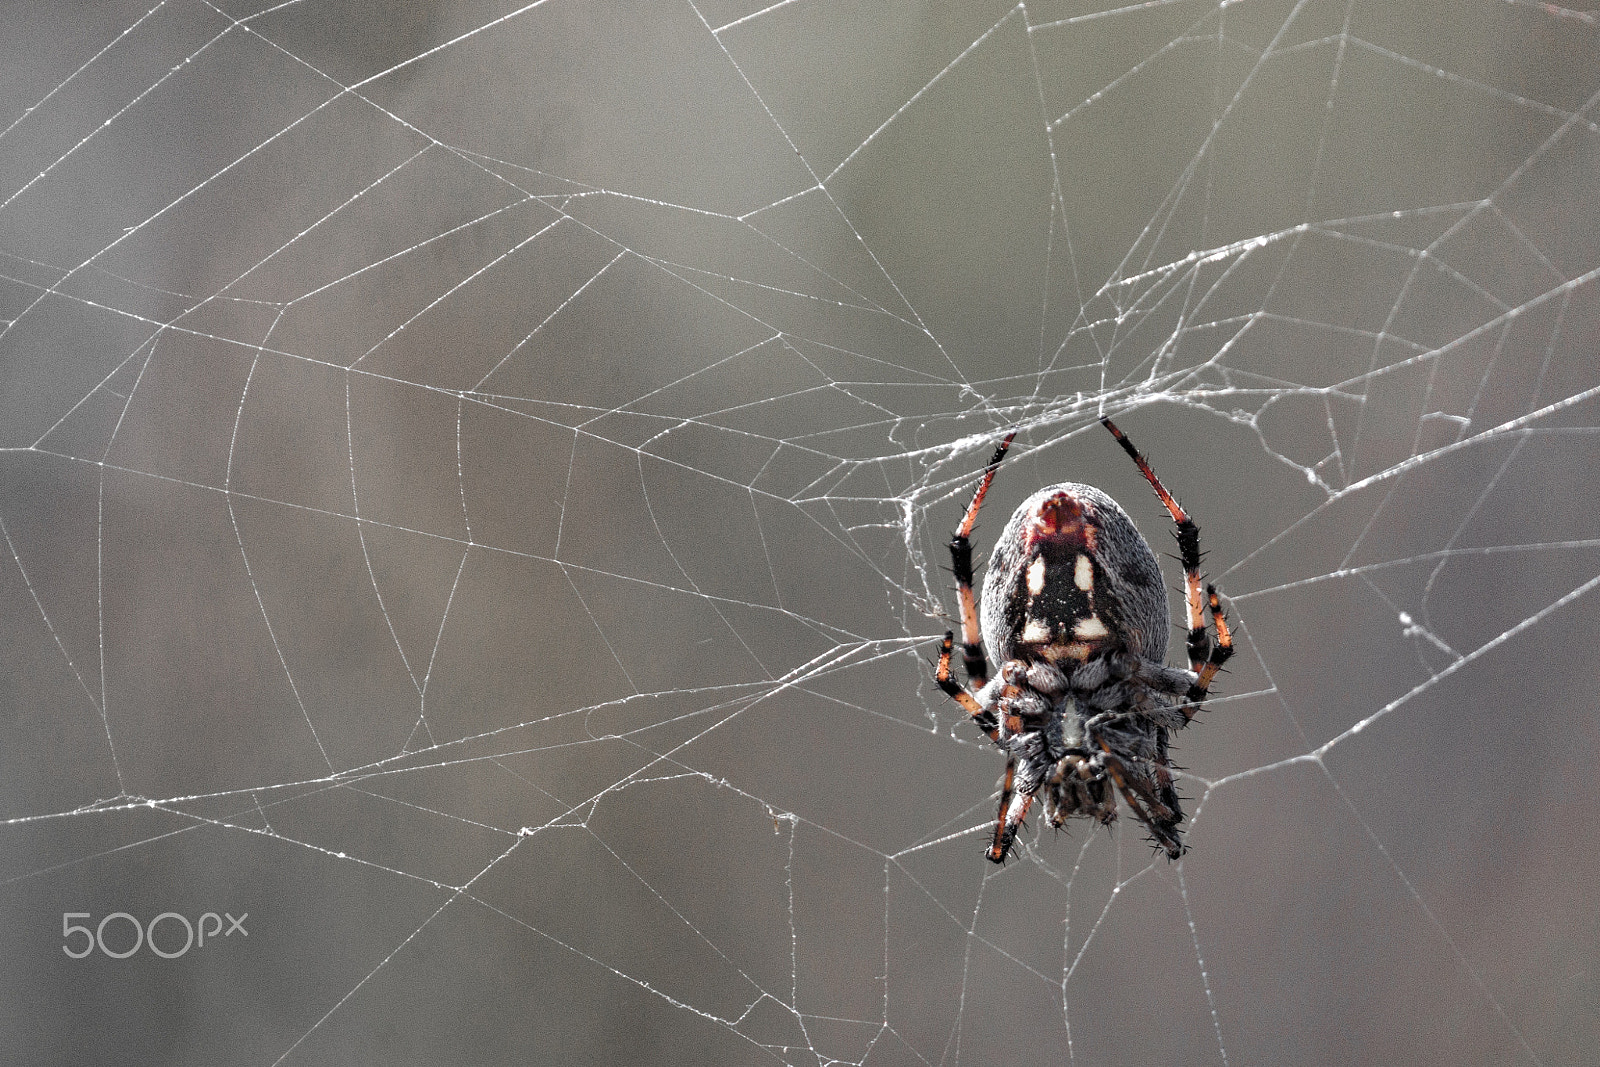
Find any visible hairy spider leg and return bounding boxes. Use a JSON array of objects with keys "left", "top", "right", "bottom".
[
  {"left": 949, "top": 431, "right": 1017, "bottom": 688},
  {"left": 1100, "top": 749, "right": 1184, "bottom": 858},
  {"left": 988, "top": 757, "right": 1035, "bottom": 863},
  {"left": 935, "top": 632, "right": 997, "bottom": 740},
  {"left": 1185, "top": 585, "right": 1234, "bottom": 708},
  {"left": 934, "top": 633, "right": 1031, "bottom": 863},
  {"left": 1153, "top": 728, "right": 1186, "bottom": 830},
  {"left": 1102, "top": 418, "right": 1234, "bottom": 720},
  {"left": 1100, "top": 418, "right": 1206, "bottom": 664}
]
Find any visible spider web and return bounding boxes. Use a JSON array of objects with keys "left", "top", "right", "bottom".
[{"left": 2, "top": 1, "right": 1597, "bottom": 1063}]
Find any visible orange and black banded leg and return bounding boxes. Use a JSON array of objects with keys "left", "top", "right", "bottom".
[
  {"left": 936, "top": 632, "right": 997, "bottom": 739},
  {"left": 1182, "top": 585, "right": 1234, "bottom": 714},
  {"left": 1101, "top": 418, "right": 1211, "bottom": 672},
  {"left": 987, "top": 758, "right": 1035, "bottom": 863},
  {"left": 949, "top": 431, "right": 1016, "bottom": 688}
]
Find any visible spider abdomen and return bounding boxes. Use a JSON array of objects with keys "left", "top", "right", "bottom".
[{"left": 980, "top": 483, "right": 1167, "bottom": 670}]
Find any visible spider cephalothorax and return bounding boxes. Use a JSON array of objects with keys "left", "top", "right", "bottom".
[{"left": 936, "top": 419, "right": 1233, "bottom": 862}]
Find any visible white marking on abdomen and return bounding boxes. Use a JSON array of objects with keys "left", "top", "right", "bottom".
[
  {"left": 1074, "top": 554, "right": 1093, "bottom": 591},
  {"left": 1073, "top": 616, "right": 1109, "bottom": 639},
  {"left": 1027, "top": 555, "right": 1046, "bottom": 595}
]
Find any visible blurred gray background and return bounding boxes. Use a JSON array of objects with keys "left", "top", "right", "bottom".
[{"left": 2, "top": 1, "right": 1597, "bottom": 1064}]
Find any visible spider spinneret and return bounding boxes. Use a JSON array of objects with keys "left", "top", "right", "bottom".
[{"left": 935, "top": 419, "right": 1233, "bottom": 862}]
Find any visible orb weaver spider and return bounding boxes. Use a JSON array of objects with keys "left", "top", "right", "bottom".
[{"left": 935, "top": 419, "right": 1233, "bottom": 862}]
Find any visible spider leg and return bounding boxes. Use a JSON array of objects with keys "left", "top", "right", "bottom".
[
  {"left": 1100, "top": 751, "right": 1176, "bottom": 822},
  {"left": 987, "top": 756, "right": 1036, "bottom": 863},
  {"left": 1101, "top": 750, "right": 1184, "bottom": 859},
  {"left": 1183, "top": 585, "right": 1235, "bottom": 712},
  {"left": 949, "top": 431, "right": 1017, "bottom": 688},
  {"left": 1101, "top": 418, "right": 1209, "bottom": 671},
  {"left": 1153, "top": 728, "right": 1186, "bottom": 820},
  {"left": 936, "top": 632, "right": 997, "bottom": 739}
]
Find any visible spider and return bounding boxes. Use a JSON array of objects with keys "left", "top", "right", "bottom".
[{"left": 935, "top": 418, "right": 1233, "bottom": 862}]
